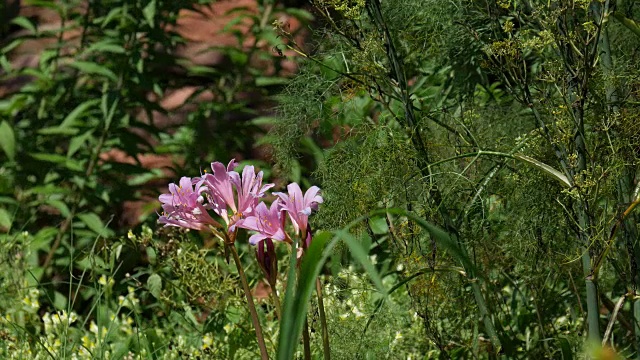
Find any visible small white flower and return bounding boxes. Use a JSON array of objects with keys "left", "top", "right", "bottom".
[{"left": 352, "top": 306, "right": 364, "bottom": 318}]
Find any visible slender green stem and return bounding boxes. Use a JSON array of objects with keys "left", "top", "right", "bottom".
[
  {"left": 635, "top": 299, "right": 640, "bottom": 360},
  {"left": 316, "top": 278, "right": 331, "bottom": 360},
  {"left": 303, "top": 318, "right": 312, "bottom": 360},
  {"left": 270, "top": 281, "right": 282, "bottom": 320},
  {"left": 229, "top": 244, "right": 269, "bottom": 360}
]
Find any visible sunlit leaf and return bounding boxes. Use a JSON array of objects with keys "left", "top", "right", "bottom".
[
  {"left": 0, "top": 208, "right": 12, "bottom": 231},
  {"left": 0, "top": 121, "right": 16, "bottom": 161},
  {"left": 11, "top": 16, "right": 37, "bottom": 34},
  {"left": 147, "top": 273, "right": 162, "bottom": 299}
]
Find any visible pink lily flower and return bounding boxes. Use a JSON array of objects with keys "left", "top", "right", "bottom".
[
  {"left": 230, "top": 165, "right": 275, "bottom": 218},
  {"left": 198, "top": 160, "right": 274, "bottom": 231},
  {"left": 198, "top": 159, "right": 239, "bottom": 226},
  {"left": 274, "top": 183, "right": 323, "bottom": 242},
  {"left": 158, "top": 177, "right": 221, "bottom": 231},
  {"left": 236, "top": 200, "right": 286, "bottom": 245}
]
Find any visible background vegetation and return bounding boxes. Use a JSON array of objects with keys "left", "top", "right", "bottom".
[{"left": 1, "top": 0, "right": 640, "bottom": 358}]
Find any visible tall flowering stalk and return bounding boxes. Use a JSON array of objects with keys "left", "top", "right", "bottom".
[{"left": 158, "top": 159, "right": 325, "bottom": 359}]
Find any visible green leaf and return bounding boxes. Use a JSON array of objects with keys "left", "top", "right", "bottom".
[
  {"left": 278, "top": 232, "right": 332, "bottom": 360},
  {"left": 32, "top": 227, "right": 58, "bottom": 251},
  {"left": 60, "top": 99, "right": 100, "bottom": 129},
  {"left": 45, "top": 199, "right": 71, "bottom": 218},
  {"left": 0, "top": 55, "right": 12, "bottom": 73},
  {"left": 37, "top": 127, "right": 80, "bottom": 136},
  {"left": 250, "top": 116, "right": 277, "bottom": 126},
  {"left": 67, "top": 130, "right": 94, "bottom": 158},
  {"left": 2, "top": 39, "right": 25, "bottom": 55},
  {"left": 513, "top": 154, "right": 570, "bottom": 188},
  {"left": 99, "top": 8, "right": 122, "bottom": 28},
  {"left": 0, "top": 208, "right": 12, "bottom": 231},
  {"left": 64, "top": 158, "right": 85, "bottom": 172},
  {"left": 612, "top": 12, "right": 640, "bottom": 38},
  {"left": 0, "top": 121, "right": 16, "bottom": 161},
  {"left": 147, "top": 273, "right": 162, "bottom": 299},
  {"left": 381, "top": 208, "right": 478, "bottom": 276},
  {"left": 76, "top": 213, "right": 113, "bottom": 237},
  {"left": 29, "top": 153, "right": 67, "bottom": 163},
  {"left": 143, "top": 0, "right": 157, "bottom": 28},
  {"left": 53, "top": 291, "right": 67, "bottom": 310},
  {"left": 557, "top": 337, "right": 573, "bottom": 360},
  {"left": 255, "top": 76, "right": 289, "bottom": 87},
  {"left": 69, "top": 61, "right": 117, "bottom": 81},
  {"left": 11, "top": 16, "right": 37, "bottom": 34}
]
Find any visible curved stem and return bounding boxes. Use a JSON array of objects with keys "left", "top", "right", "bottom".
[{"left": 229, "top": 244, "right": 269, "bottom": 360}]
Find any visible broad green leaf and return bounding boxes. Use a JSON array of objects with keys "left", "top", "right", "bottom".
[
  {"left": 53, "top": 291, "right": 67, "bottom": 310},
  {"left": 0, "top": 208, "right": 12, "bottom": 230},
  {"left": 143, "top": 0, "right": 157, "bottom": 28},
  {"left": 76, "top": 212, "right": 113, "bottom": 237},
  {"left": 32, "top": 227, "right": 58, "bottom": 251},
  {"left": 69, "top": 61, "right": 117, "bottom": 81},
  {"left": 0, "top": 121, "right": 16, "bottom": 161},
  {"left": 147, "top": 273, "right": 162, "bottom": 299}
]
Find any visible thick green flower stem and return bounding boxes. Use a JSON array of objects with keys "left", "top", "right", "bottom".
[
  {"left": 316, "top": 278, "right": 331, "bottom": 360},
  {"left": 229, "top": 244, "right": 269, "bottom": 360}
]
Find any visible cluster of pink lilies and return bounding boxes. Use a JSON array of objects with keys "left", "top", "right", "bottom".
[{"left": 158, "top": 158, "right": 323, "bottom": 279}]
